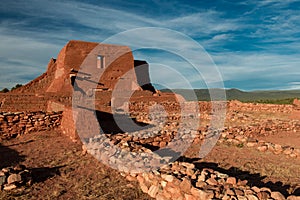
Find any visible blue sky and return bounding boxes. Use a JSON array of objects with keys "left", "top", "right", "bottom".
[{"left": 0, "top": 0, "right": 300, "bottom": 91}]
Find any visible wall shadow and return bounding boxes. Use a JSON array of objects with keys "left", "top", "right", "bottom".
[
  {"left": 0, "top": 143, "right": 26, "bottom": 168},
  {"left": 134, "top": 60, "right": 156, "bottom": 93},
  {"left": 96, "top": 110, "right": 154, "bottom": 134},
  {"left": 30, "top": 165, "right": 65, "bottom": 183},
  {"left": 178, "top": 156, "right": 294, "bottom": 197}
]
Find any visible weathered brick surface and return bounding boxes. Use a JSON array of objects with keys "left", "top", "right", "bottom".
[
  {"left": 61, "top": 107, "right": 78, "bottom": 142},
  {"left": 0, "top": 93, "right": 71, "bottom": 112}
]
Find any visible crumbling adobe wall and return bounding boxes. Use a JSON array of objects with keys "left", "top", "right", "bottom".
[
  {"left": 4, "top": 40, "right": 169, "bottom": 114},
  {"left": 46, "top": 40, "right": 140, "bottom": 95},
  {"left": 293, "top": 98, "right": 300, "bottom": 108},
  {"left": 46, "top": 41, "right": 98, "bottom": 94},
  {"left": 12, "top": 58, "right": 57, "bottom": 94},
  {"left": 60, "top": 106, "right": 79, "bottom": 142},
  {"left": 0, "top": 93, "right": 71, "bottom": 113},
  {"left": 0, "top": 94, "right": 48, "bottom": 112},
  {"left": 11, "top": 40, "right": 141, "bottom": 96}
]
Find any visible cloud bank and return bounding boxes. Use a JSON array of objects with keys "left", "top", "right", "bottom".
[{"left": 0, "top": 0, "right": 299, "bottom": 90}]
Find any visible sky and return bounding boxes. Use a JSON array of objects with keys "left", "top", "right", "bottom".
[{"left": 0, "top": 0, "right": 300, "bottom": 91}]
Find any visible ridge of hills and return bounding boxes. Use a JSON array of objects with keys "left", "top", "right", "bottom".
[{"left": 160, "top": 88, "right": 300, "bottom": 103}]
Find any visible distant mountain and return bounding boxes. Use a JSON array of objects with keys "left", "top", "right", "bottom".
[{"left": 160, "top": 88, "right": 300, "bottom": 104}]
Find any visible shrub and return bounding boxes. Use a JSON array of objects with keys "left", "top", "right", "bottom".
[
  {"left": 0, "top": 88, "right": 9, "bottom": 93},
  {"left": 11, "top": 84, "right": 23, "bottom": 91}
]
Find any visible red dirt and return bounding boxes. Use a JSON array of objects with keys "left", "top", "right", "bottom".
[{"left": 0, "top": 130, "right": 152, "bottom": 200}]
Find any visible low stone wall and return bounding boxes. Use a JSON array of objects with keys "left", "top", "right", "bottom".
[
  {"left": 0, "top": 111, "right": 62, "bottom": 139},
  {"left": 123, "top": 161, "right": 295, "bottom": 200},
  {"left": 229, "top": 100, "right": 293, "bottom": 113}
]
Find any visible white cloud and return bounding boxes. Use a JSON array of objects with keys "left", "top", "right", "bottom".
[
  {"left": 212, "top": 34, "right": 231, "bottom": 41},
  {"left": 211, "top": 52, "right": 300, "bottom": 84},
  {"left": 0, "top": 0, "right": 299, "bottom": 90},
  {"left": 0, "top": 32, "right": 61, "bottom": 89}
]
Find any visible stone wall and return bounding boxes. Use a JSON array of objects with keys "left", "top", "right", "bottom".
[
  {"left": 0, "top": 111, "right": 62, "bottom": 139},
  {"left": 229, "top": 100, "right": 293, "bottom": 113},
  {"left": 124, "top": 161, "right": 294, "bottom": 200}
]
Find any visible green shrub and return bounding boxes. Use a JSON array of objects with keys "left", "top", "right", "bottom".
[
  {"left": 0, "top": 88, "right": 9, "bottom": 93},
  {"left": 11, "top": 84, "right": 23, "bottom": 91}
]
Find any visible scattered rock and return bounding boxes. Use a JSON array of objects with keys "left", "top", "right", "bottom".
[
  {"left": 206, "top": 177, "right": 218, "bottom": 186},
  {"left": 246, "top": 194, "right": 259, "bottom": 200},
  {"left": 257, "top": 145, "right": 268, "bottom": 152},
  {"left": 3, "top": 184, "right": 17, "bottom": 191},
  {"left": 180, "top": 178, "right": 192, "bottom": 193},
  {"left": 226, "top": 188, "right": 235, "bottom": 196},
  {"left": 287, "top": 196, "right": 300, "bottom": 200},
  {"left": 140, "top": 182, "right": 149, "bottom": 193},
  {"left": 7, "top": 173, "right": 22, "bottom": 184},
  {"left": 148, "top": 185, "right": 159, "bottom": 198},
  {"left": 271, "top": 191, "right": 286, "bottom": 200},
  {"left": 198, "top": 190, "right": 214, "bottom": 199},
  {"left": 257, "top": 191, "right": 270, "bottom": 200},
  {"left": 226, "top": 177, "right": 237, "bottom": 185},
  {"left": 0, "top": 165, "right": 32, "bottom": 191}
]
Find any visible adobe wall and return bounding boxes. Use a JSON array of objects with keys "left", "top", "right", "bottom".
[
  {"left": 0, "top": 94, "right": 48, "bottom": 112},
  {"left": 2, "top": 40, "right": 168, "bottom": 117},
  {"left": 11, "top": 40, "right": 141, "bottom": 96},
  {"left": 0, "top": 111, "right": 62, "bottom": 140},
  {"left": 12, "top": 58, "right": 57, "bottom": 94},
  {"left": 60, "top": 106, "right": 78, "bottom": 142},
  {"left": 293, "top": 98, "right": 300, "bottom": 109},
  {"left": 46, "top": 40, "right": 139, "bottom": 95},
  {"left": 0, "top": 93, "right": 71, "bottom": 112}
]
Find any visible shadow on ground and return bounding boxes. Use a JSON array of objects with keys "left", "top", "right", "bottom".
[
  {"left": 30, "top": 166, "right": 65, "bottom": 183},
  {"left": 0, "top": 142, "right": 64, "bottom": 184},
  {"left": 96, "top": 110, "right": 153, "bottom": 134},
  {"left": 178, "top": 156, "right": 298, "bottom": 197},
  {"left": 0, "top": 143, "right": 26, "bottom": 168}
]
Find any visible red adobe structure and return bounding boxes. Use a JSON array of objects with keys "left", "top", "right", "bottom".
[
  {"left": 12, "top": 40, "right": 156, "bottom": 95},
  {"left": 0, "top": 40, "right": 179, "bottom": 141}
]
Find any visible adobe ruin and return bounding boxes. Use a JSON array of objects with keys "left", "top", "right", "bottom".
[
  {"left": 12, "top": 40, "right": 156, "bottom": 95},
  {"left": 0, "top": 40, "right": 179, "bottom": 140},
  {"left": 1, "top": 41, "right": 300, "bottom": 199}
]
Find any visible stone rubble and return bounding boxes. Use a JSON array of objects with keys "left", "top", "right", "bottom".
[
  {"left": 121, "top": 161, "right": 298, "bottom": 200},
  {"left": 0, "top": 165, "right": 32, "bottom": 191},
  {"left": 218, "top": 128, "right": 300, "bottom": 159},
  {"left": 79, "top": 100, "right": 300, "bottom": 199},
  {"left": 1, "top": 98, "right": 300, "bottom": 198}
]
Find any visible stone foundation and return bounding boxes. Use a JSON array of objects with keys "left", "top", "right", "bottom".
[{"left": 0, "top": 111, "right": 62, "bottom": 139}]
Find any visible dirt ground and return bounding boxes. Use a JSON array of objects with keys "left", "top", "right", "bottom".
[
  {"left": 185, "top": 142, "right": 300, "bottom": 196},
  {"left": 0, "top": 107, "right": 300, "bottom": 199},
  {"left": 183, "top": 109, "right": 300, "bottom": 197},
  {"left": 0, "top": 130, "right": 152, "bottom": 200}
]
